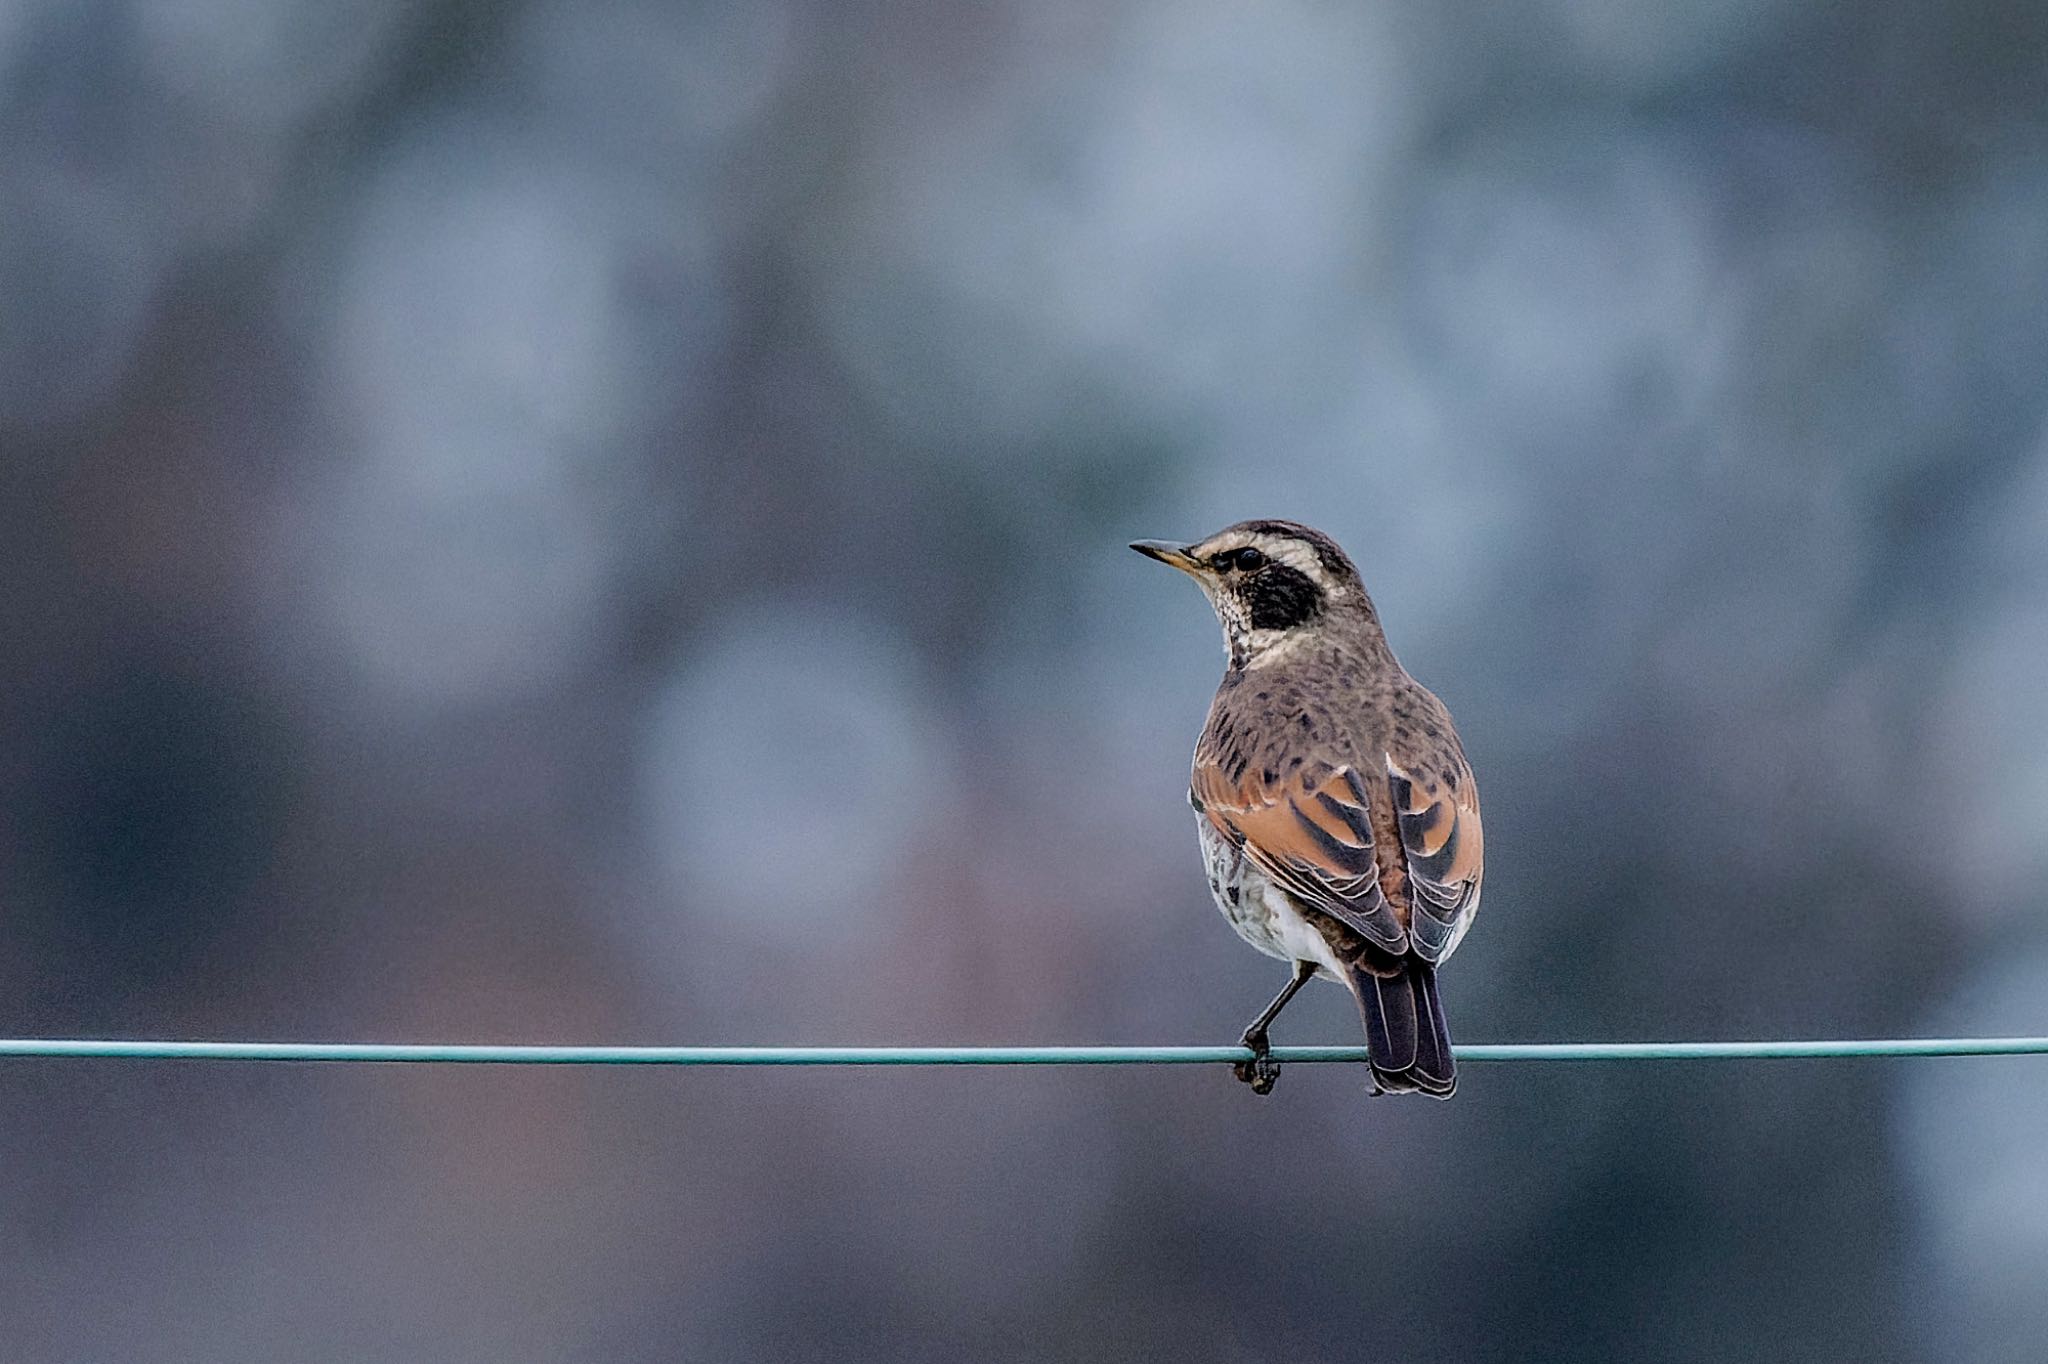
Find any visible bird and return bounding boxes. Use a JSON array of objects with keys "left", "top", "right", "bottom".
[{"left": 1131, "top": 519, "right": 1483, "bottom": 1098}]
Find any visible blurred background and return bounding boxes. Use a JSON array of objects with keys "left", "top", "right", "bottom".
[{"left": 3, "top": 2, "right": 2047, "bottom": 1360}]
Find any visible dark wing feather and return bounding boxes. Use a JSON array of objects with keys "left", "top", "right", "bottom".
[
  {"left": 1191, "top": 761, "right": 1407, "bottom": 952},
  {"left": 1385, "top": 752, "right": 1483, "bottom": 962}
]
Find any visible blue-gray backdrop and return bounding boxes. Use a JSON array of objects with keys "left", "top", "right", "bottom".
[{"left": 4, "top": 3, "right": 2046, "bottom": 1361}]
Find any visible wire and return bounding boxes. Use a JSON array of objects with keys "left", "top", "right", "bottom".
[{"left": 0, "top": 1038, "right": 2044, "bottom": 1064}]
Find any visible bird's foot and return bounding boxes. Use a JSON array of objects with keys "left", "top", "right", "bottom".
[{"left": 1234, "top": 1028, "right": 1282, "bottom": 1095}]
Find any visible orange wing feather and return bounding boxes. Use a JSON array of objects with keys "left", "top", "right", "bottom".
[
  {"left": 1385, "top": 753, "right": 1483, "bottom": 962},
  {"left": 1191, "top": 760, "right": 1407, "bottom": 953}
]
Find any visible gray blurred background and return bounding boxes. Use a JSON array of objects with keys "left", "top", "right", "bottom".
[{"left": 3, "top": 2, "right": 2047, "bottom": 1360}]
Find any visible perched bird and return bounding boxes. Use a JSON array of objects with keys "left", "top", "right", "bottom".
[{"left": 1132, "top": 520, "right": 1483, "bottom": 1098}]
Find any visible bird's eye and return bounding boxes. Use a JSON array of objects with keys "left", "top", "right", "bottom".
[{"left": 1234, "top": 546, "right": 1265, "bottom": 570}]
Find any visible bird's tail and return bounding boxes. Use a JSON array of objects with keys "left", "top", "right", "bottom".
[{"left": 1349, "top": 952, "right": 1456, "bottom": 1098}]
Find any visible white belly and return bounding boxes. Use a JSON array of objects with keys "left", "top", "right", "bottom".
[{"left": 1198, "top": 817, "right": 1348, "bottom": 982}]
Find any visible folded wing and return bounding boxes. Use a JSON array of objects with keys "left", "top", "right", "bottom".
[
  {"left": 1385, "top": 754, "right": 1483, "bottom": 962},
  {"left": 1191, "top": 760, "right": 1407, "bottom": 953}
]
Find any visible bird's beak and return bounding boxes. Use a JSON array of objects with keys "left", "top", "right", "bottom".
[{"left": 1129, "top": 539, "right": 1203, "bottom": 575}]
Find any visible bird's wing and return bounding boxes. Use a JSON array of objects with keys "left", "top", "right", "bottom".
[
  {"left": 1385, "top": 751, "right": 1483, "bottom": 963},
  {"left": 1191, "top": 760, "right": 1407, "bottom": 952}
]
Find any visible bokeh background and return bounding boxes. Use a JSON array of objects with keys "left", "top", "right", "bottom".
[{"left": 4, "top": 2, "right": 2048, "bottom": 1360}]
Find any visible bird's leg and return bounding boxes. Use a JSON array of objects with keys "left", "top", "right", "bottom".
[{"left": 1234, "top": 960, "right": 1318, "bottom": 1095}]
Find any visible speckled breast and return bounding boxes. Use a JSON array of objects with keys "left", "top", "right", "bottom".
[{"left": 1196, "top": 816, "right": 1292, "bottom": 962}]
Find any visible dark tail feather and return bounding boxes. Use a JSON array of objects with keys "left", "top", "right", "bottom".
[{"left": 1351, "top": 955, "right": 1457, "bottom": 1099}]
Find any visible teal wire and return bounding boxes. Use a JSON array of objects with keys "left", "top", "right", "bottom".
[{"left": 0, "top": 1038, "right": 2044, "bottom": 1064}]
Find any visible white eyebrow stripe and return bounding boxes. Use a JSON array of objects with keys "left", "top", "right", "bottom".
[
  {"left": 1192, "top": 532, "right": 1340, "bottom": 594},
  {"left": 1259, "top": 538, "right": 1334, "bottom": 589}
]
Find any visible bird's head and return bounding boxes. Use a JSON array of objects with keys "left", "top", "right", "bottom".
[{"left": 1130, "top": 519, "right": 1380, "bottom": 668}]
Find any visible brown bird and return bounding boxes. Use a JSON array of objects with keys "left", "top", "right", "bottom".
[{"left": 1133, "top": 520, "right": 1483, "bottom": 1098}]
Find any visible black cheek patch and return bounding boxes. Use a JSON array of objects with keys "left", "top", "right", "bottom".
[{"left": 1244, "top": 564, "right": 1325, "bottom": 631}]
